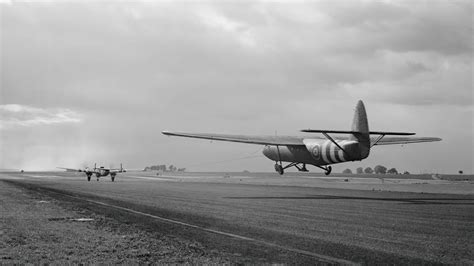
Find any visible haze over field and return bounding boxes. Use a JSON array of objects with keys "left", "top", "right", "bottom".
[{"left": 1, "top": 0, "right": 472, "bottom": 173}]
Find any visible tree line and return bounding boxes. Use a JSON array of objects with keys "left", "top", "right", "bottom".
[
  {"left": 343, "top": 165, "right": 410, "bottom": 175},
  {"left": 143, "top": 164, "right": 186, "bottom": 172}
]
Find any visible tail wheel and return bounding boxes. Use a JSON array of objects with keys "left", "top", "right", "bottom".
[{"left": 325, "top": 166, "right": 332, "bottom": 175}]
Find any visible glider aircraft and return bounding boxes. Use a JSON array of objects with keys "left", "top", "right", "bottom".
[
  {"left": 58, "top": 163, "right": 126, "bottom": 181},
  {"left": 162, "top": 100, "right": 441, "bottom": 175}
]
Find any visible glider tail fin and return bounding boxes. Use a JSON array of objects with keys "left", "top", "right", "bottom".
[{"left": 351, "top": 100, "right": 370, "bottom": 159}]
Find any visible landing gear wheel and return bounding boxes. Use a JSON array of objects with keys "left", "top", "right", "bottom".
[
  {"left": 97, "top": 177, "right": 99, "bottom": 181},
  {"left": 274, "top": 164, "right": 284, "bottom": 175},
  {"left": 87, "top": 175, "right": 91, "bottom": 181},
  {"left": 111, "top": 175, "right": 115, "bottom": 182},
  {"left": 325, "top": 166, "right": 332, "bottom": 176}
]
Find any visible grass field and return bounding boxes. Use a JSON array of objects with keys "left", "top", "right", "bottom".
[{"left": 1, "top": 171, "right": 473, "bottom": 264}]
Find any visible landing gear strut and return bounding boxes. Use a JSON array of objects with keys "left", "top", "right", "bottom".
[
  {"left": 274, "top": 162, "right": 309, "bottom": 175},
  {"left": 316, "top": 165, "right": 332, "bottom": 175},
  {"left": 274, "top": 145, "right": 284, "bottom": 175},
  {"left": 272, "top": 145, "right": 310, "bottom": 175},
  {"left": 295, "top": 163, "right": 308, "bottom": 172}
]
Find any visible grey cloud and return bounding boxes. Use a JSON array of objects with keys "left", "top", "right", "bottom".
[
  {"left": 318, "top": 0, "right": 472, "bottom": 56},
  {"left": 0, "top": 104, "right": 82, "bottom": 129},
  {"left": 1, "top": 1, "right": 472, "bottom": 173},
  {"left": 5, "top": 1, "right": 462, "bottom": 112}
]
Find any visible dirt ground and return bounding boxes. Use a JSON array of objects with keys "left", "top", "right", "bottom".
[
  {"left": 2, "top": 172, "right": 473, "bottom": 264},
  {"left": 0, "top": 181, "right": 235, "bottom": 264}
]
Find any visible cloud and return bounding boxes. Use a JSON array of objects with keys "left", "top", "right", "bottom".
[
  {"left": 318, "top": 0, "right": 472, "bottom": 56},
  {"left": 1, "top": 1, "right": 472, "bottom": 173},
  {"left": 0, "top": 104, "right": 82, "bottom": 129},
  {"left": 197, "top": 6, "right": 258, "bottom": 48}
]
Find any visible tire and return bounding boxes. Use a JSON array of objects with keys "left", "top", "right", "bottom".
[
  {"left": 325, "top": 166, "right": 332, "bottom": 176},
  {"left": 274, "top": 164, "right": 284, "bottom": 175}
]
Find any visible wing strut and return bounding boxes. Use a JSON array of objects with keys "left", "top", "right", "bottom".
[
  {"left": 276, "top": 145, "right": 282, "bottom": 166},
  {"left": 321, "top": 132, "right": 352, "bottom": 160},
  {"left": 370, "top": 134, "right": 386, "bottom": 147}
]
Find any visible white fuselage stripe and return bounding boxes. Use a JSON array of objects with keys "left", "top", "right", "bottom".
[
  {"left": 321, "top": 141, "right": 331, "bottom": 164},
  {"left": 329, "top": 142, "right": 338, "bottom": 163},
  {"left": 337, "top": 140, "right": 346, "bottom": 162},
  {"left": 338, "top": 147, "right": 345, "bottom": 162}
]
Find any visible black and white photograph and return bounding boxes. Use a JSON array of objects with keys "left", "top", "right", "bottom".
[{"left": 1, "top": 0, "right": 472, "bottom": 264}]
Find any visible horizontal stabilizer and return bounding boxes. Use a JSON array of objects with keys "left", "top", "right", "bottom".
[
  {"left": 301, "top": 129, "right": 415, "bottom": 136},
  {"left": 373, "top": 137, "right": 442, "bottom": 146}
]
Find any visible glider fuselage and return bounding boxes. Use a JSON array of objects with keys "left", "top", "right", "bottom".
[{"left": 262, "top": 139, "right": 367, "bottom": 166}]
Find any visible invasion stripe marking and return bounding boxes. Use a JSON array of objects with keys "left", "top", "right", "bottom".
[
  {"left": 321, "top": 141, "right": 331, "bottom": 164},
  {"left": 338, "top": 146, "right": 346, "bottom": 162},
  {"left": 326, "top": 141, "right": 334, "bottom": 163},
  {"left": 334, "top": 141, "right": 341, "bottom": 162},
  {"left": 329, "top": 142, "right": 338, "bottom": 163},
  {"left": 337, "top": 140, "right": 346, "bottom": 162}
]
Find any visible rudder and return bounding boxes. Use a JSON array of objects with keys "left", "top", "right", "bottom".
[{"left": 350, "top": 100, "right": 370, "bottom": 159}]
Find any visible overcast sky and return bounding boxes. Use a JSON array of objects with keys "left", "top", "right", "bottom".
[{"left": 1, "top": 0, "right": 472, "bottom": 174}]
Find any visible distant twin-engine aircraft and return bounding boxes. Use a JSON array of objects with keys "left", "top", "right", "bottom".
[
  {"left": 163, "top": 100, "right": 441, "bottom": 175},
  {"left": 58, "top": 163, "right": 126, "bottom": 181}
]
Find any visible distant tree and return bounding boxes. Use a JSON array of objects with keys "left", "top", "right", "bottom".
[
  {"left": 387, "top": 168, "right": 398, "bottom": 174},
  {"left": 403, "top": 171, "right": 410, "bottom": 175},
  {"left": 459, "top": 170, "right": 463, "bottom": 174},
  {"left": 356, "top": 167, "right": 364, "bottom": 174},
  {"left": 364, "top": 167, "right": 373, "bottom": 174},
  {"left": 374, "top": 165, "right": 387, "bottom": 174},
  {"left": 342, "top": 168, "right": 352, "bottom": 174},
  {"left": 144, "top": 164, "right": 186, "bottom": 172}
]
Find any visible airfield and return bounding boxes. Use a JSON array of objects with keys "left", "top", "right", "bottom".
[{"left": 1, "top": 171, "right": 473, "bottom": 264}]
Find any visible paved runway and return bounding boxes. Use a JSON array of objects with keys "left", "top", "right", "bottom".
[{"left": 1, "top": 171, "right": 473, "bottom": 264}]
